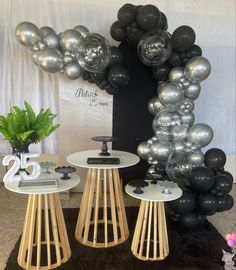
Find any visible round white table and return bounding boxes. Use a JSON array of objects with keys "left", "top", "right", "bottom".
[
  {"left": 125, "top": 180, "right": 182, "bottom": 261},
  {"left": 5, "top": 173, "right": 80, "bottom": 270},
  {"left": 67, "top": 150, "right": 140, "bottom": 248}
]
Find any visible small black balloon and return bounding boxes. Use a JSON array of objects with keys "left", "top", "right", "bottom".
[
  {"left": 204, "top": 148, "right": 227, "bottom": 169},
  {"left": 106, "top": 87, "right": 119, "bottom": 95},
  {"left": 185, "top": 44, "right": 202, "bottom": 59},
  {"left": 126, "top": 23, "right": 145, "bottom": 46},
  {"left": 90, "top": 70, "right": 107, "bottom": 82},
  {"left": 110, "top": 21, "right": 127, "bottom": 42},
  {"left": 82, "top": 71, "right": 91, "bottom": 81},
  {"left": 168, "top": 50, "right": 183, "bottom": 66},
  {"left": 171, "top": 25, "right": 196, "bottom": 52},
  {"left": 217, "top": 195, "right": 234, "bottom": 212},
  {"left": 108, "top": 64, "right": 129, "bottom": 88},
  {"left": 214, "top": 174, "right": 233, "bottom": 196},
  {"left": 198, "top": 193, "right": 218, "bottom": 215},
  {"left": 189, "top": 166, "right": 215, "bottom": 193},
  {"left": 118, "top": 4, "right": 136, "bottom": 27},
  {"left": 152, "top": 62, "right": 172, "bottom": 81},
  {"left": 158, "top": 12, "right": 168, "bottom": 31},
  {"left": 136, "top": 5, "right": 160, "bottom": 31},
  {"left": 108, "top": 46, "right": 124, "bottom": 67},
  {"left": 171, "top": 189, "right": 196, "bottom": 215},
  {"left": 179, "top": 212, "right": 206, "bottom": 230},
  {"left": 154, "top": 162, "right": 167, "bottom": 175}
]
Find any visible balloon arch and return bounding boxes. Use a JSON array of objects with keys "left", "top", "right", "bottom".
[{"left": 15, "top": 3, "right": 234, "bottom": 230}]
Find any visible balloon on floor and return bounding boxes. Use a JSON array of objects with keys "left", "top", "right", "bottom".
[
  {"left": 109, "top": 3, "right": 234, "bottom": 229},
  {"left": 15, "top": 22, "right": 129, "bottom": 95}
]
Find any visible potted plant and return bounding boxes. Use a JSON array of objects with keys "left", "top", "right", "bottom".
[{"left": 0, "top": 101, "right": 60, "bottom": 154}]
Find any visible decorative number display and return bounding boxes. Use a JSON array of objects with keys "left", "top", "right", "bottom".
[{"left": 2, "top": 153, "right": 41, "bottom": 182}]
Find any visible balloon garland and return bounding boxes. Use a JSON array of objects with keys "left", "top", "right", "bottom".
[
  {"left": 110, "top": 3, "right": 234, "bottom": 229},
  {"left": 15, "top": 22, "right": 129, "bottom": 95}
]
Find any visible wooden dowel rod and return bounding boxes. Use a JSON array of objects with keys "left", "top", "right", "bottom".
[
  {"left": 146, "top": 201, "right": 153, "bottom": 260},
  {"left": 36, "top": 194, "right": 42, "bottom": 269},
  {"left": 93, "top": 169, "right": 100, "bottom": 246},
  {"left": 139, "top": 201, "right": 149, "bottom": 258},
  {"left": 109, "top": 169, "right": 118, "bottom": 243}
]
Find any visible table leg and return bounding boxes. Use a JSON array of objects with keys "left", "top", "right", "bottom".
[
  {"left": 131, "top": 200, "right": 170, "bottom": 261},
  {"left": 17, "top": 193, "right": 71, "bottom": 270},
  {"left": 75, "top": 168, "right": 129, "bottom": 248}
]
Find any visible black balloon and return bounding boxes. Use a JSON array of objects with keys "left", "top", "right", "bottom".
[
  {"left": 108, "top": 64, "right": 129, "bottom": 88},
  {"left": 110, "top": 21, "right": 127, "bottom": 42},
  {"left": 171, "top": 25, "right": 196, "bottom": 52},
  {"left": 90, "top": 69, "right": 107, "bottom": 82},
  {"left": 157, "top": 12, "right": 168, "bottom": 31},
  {"left": 168, "top": 50, "right": 183, "bottom": 66},
  {"left": 223, "top": 171, "right": 234, "bottom": 183},
  {"left": 214, "top": 174, "right": 233, "bottom": 196},
  {"left": 118, "top": 4, "right": 136, "bottom": 27},
  {"left": 171, "top": 189, "right": 196, "bottom": 215},
  {"left": 179, "top": 212, "right": 205, "bottom": 229},
  {"left": 82, "top": 70, "right": 91, "bottom": 81},
  {"left": 136, "top": 5, "right": 160, "bottom": 31},
  {"left": 185, "top": 44, "right": 202, "bottom": 59},
  {"left": 108, "top": 46, "right": 124, "bottom": 67},
  {"left": 204, "top": 148, "right": 227, "bottom": 169},
  {"left": 126, "top": 22, "right": 145, "bottom": 47},
  {"left": 189, "top": 166, "right": 215, "bottom": 193},
  {"left": 106, "top": 86, "right": 119, "bottom": 95},
  {"left": 217, "top": 195, "right": 234, "bottom": 212},
  {"left": 198, "top": 193, "right": 218, "bottom": 215},
  {"left": 154, "top": 162, "right": 167, "bottom": 175},
  {"left": 152, "top": 62, "right": 172, "bottom": 81}
]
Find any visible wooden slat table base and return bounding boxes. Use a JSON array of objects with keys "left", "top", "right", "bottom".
[
  {"left": 131, "top": 201, "right": 169, "bottom": 261},
  {"left": 75, "top": 168, "right": 129, "bottom": 248},
  {"left": 17, "top": 193, "right": 71, "bottom": 270}
]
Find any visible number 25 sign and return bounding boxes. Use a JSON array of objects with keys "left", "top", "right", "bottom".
[{"left": 2, "top": 153, "right": 41, "bottom": 182}]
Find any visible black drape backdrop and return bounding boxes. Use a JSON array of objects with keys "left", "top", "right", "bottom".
[{"left": 112, "top": 42, "right": 157, "bottom": 186}]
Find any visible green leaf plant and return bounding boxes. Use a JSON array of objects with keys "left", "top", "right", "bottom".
[{"left": 0, "top": 101, "right": 60, "bottom": 152}]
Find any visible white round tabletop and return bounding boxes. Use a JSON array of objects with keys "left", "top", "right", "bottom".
[
  {"left": 67, "top": 150, "right": 140, "bottom": 169},
  {"left": 4, "top": 172, "right": 80, "bottom": 195},
  {"left": 125, "top": 180, "right": 182, "bottom": 202}
]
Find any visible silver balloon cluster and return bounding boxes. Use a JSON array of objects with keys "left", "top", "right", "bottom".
[
  {"left": 138, "top": 56, "right": 213, "bottom": 184},
  {"left": 15, "top": 21, "right": 111, "bottom": 79}
]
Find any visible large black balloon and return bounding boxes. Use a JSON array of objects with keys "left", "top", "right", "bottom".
[
  {"left": 108, "top": 46, "right": 124, "bottom": 67},
  {"left": 136, "top": 5, "right": 160, "bottom": 31},
  {"left": 223, "top": 171, "right": 234, "bottom": 183},
  {"left": 179, "top": 212, "right": 205, "bottom": 230},
  {"left": 171, "top": 25, "right": 196, "bottom": 52},
  {"left": 204, "top": 148, "right": 227, "bottom": 169},
  {"left": 157, "top": 12, "right": 168, "bottom": 31},
  {"left": 214, "top": 174, "right": 233, "bottom": 196},
  {"left": 110, "top": 21, "right": 127, "bottom": 42},
  {"left": 108, "top": 64, "right": 129, "bottom": 88},
  {"left": 217, "top": 195, "right": 234, "bottom": 212},
  {"left": 189, "top": 166, "right": 215, "bottom": 193},
  {"left": 198, "top": 193, "right": 218, "bottom": 215},
  {"left": 152, "top": 62, "right": 172, "bottom": 81},
  {"left": 118, "top": 4, "right": 136, "bottom": 27},
  {"left": 171, "top": 189, "right": 196, "bottom": 214}
]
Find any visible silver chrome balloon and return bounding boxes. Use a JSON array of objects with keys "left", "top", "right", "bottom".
[
  {"left": 185, "top": 56, "right": 211, "bottom": 83},
  {"left": 74, "top": 25, "right": 89, "bottom": 39},
  {"left": 185, "top": 83, "right": 201, "bottom": 100},
  {"left": 137, "top": 141, "right": 151, "bottom": 160},
  {"left": 158, "top": 82, "right": 184, "bottom": 108},
  {"left": 60, "top": 29, "right": 82, "bottom": 51},
  {"left": 44, "top": 33, "right": 60, "bottom": 49},
  {"left": 32, "top": 52, "right": 39, "bottom": 66},
  {"left": 153, "top": 110, "right": 182, "bottom": 130},
  {"left": 147, "top": 165, "right": 156, "bottom": 175},
  {"left": 15, "top": 21, "right": 42, "bottom": 47},
  {"left": 187, "top": 150, "right": 204, "bottom": 166},
  {"left": 180, "top": 112, "right": 195, "bottom": 127},
  {"left": 148, "top": 97, "right": 157, "bottom": 115},
  {"left": 64, "top": 62, "right": 82, "bottom": 80},
  {"left": 37, "top": 40, "right": 47, "bottom": 50},
  {"left": 173, "top": 141, "right": 185, "bottom": 154},
  {"left": 40, "top": 26, "right": 56, "bottom": 37},
  {"left": 77, "top": 33, "right": 110, "bottom": 73},
  {"left": 187, "top": 123, "right": 213, "bottom": 148},
  {"left": 63, "top": 54, "right": 73, "bottom": 65},
  {"left": 153, "top": 97, "right": 165, "bottom": 113},
  {"left": 169, "top": 67, "right": 184, "bottom": 82},
  {"left": 170, "top": 124, "right": 188, "bottom": 142},
  {"left": 154, "top": 127, "right": 170, "bottom": 140},
  {"left": 37, "top": 48, "right": 64, "bottom": 73},
  {"left": 150, "top": 140, "right": 173, "bottom": 162},
  {"left": 179, "top": 77, "right": 191, "bottom": 88},
  {"left": 178, "top": 98, "right": 195, "bottom": 114}
]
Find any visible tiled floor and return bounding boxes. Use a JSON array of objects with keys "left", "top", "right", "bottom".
[{"left": 0, "top": 184, "right": 235, "bottom": 270}]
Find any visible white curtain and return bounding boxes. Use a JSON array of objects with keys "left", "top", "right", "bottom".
[{"left": 0, "top": 0, "right": 60, "bottom": 155}]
